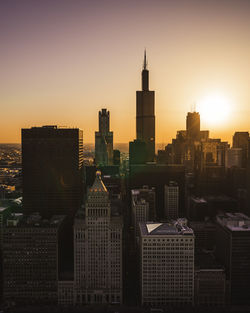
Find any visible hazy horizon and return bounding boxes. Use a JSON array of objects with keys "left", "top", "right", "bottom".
[{"left": 1, "top": 0, "right": 250, "bottom": 144}]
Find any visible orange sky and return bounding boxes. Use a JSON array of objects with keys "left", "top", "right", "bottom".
[{"left": 1, "top": 0, "right": 250, "bottom": 145}]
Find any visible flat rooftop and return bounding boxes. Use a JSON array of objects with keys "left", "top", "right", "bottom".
[
  {"left": 6, "top": 213, "right": 65, "bottom": 228},
  {"left": 217, "top": 212, "right": 250, "bottom": 231},
  {"left": 140, "top": 220, "right": 194, "bottom": 236},
  {"left": 0, "top": 207, "right": 8, "bottom": 213}
]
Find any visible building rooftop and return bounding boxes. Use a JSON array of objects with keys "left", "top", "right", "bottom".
[
  {"left": 5, "top": 212, "right": 65, "bottom": 228},
  {"left": 89, "top": 171, "right": 107, "bottom": 193},
  {"left": 190, "top": 197, "right": 207, "bottom": 204},
  {"left": 140, "top": 219, "right": 194, "bottom": 236},
  {"left": 0, "top": 207, "right": 8, "bottom": 213},
  {"left": 216, "top": 212, "right": 250, "bottom": 232}
]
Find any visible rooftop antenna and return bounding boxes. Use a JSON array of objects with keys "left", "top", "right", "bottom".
[{"left": 143, "top": 48, "right": 148, "bottom": 70}]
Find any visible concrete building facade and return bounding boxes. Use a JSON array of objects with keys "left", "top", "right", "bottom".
[
  {"left": 139, "top": 220, "right": 194, "bottom": 307},
  {"left": 2, "top": 213, "right": 65, "bottom": 304},
  {"left": 164, "top": 181, "right": 179, "bottom": 219},
  {"left": 73, "top": 171, "right": 123, "bottom": 304}
]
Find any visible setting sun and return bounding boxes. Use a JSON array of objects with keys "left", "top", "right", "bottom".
[{"left": 197, "top": 92, "right": 232, "bottom": 126}]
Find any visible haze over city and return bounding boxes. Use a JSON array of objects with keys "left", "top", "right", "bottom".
[{"left": 1, "top": 0, "right": 250, "bottom": 144}]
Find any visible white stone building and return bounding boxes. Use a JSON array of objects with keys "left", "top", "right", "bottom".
[
  {"left": 58, "top": 171, "right": 123, "bottom": 305},
  {"left": 139, "top": 219, "right": 194, "bottom": 307}
]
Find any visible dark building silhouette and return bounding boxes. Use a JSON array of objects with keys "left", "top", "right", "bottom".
[
  {"left": 131, "top": 185, "right": 156, "bottom": 221},
  {"left": 215, "top": 213, "right": 250, "bottom": 305},
  {"left": 233, "top": 132, "right": 249, "bottom": 168},
  {"left": 189, "top": 221, "right": 216, "bottom": 251},
  {"left": 136, "top": 51, "right": 155, "bottom": 162},
  {"left": 22, "top": 126, "right": 83, "bottom": 218},
  {"left": 113, "top": 149, "right": 121, "bottom": 166},
  {"left": 2, "top": 213, "right": 65, "bottom": 304},
  {"left": 95, "top": 108, "right": 113, "bottom": 166},
  {"left": 186, "top": 111, "right": 200, "bottom": 141},
  {"left": 188, "top": 195, "right": 237, "bottom": 221},
  {"left": 129, "top": 164, "right": 185, "bottom": 218},
  {"left": 194, "top": 251, "right": 226, "bottom": 307},
  {"left": 129, "top": 139, "right": 147, "bottom": 165}
]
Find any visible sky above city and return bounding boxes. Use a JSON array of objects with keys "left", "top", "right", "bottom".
[{"left": 1, "top": 0, "right": 250, "bottom": 144}]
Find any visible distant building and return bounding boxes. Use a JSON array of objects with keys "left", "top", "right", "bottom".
[
  {"left": 113, "top": 149, "right": 121, "bottom": 166},
  {"left": 215, "top": 212, "right": 250, "bottom": 305},
  {"left": 139, "top": 219, "right": 194, "bottom": 307},
  {"left": 233, "top": 132, "right": 249, "bottom": 168},
  {"left": 22, "top": 125, "right": 83, "bottom": 218},
  {"left": 164, "top": 181, "right": 179, "bottom": 219},
  {"left": 95, "top": 109, "right": 113, "bottom": 166},
  {"left": 188, "top": 195, "right": 237, "bottom": 221},
  {"left": 129, "top": 139, "right": 147, "bottom": 165},
  {"left": 2, "top": 213, "right": 65, "bottom": 304},
  {"left": 136, "top": 51, "right": 155, "bottom": 162},
  {"left": 129, "top": 164, "right": 185, "bottom": 218},
  {"left": 225, "top": 148, "right": 242, "bottom": 168},
  {"left": 72, "top": 171, "right": 123, "bottom": 304},
  {"left": 186, "top": 112, "right": 200, "bottom": 141}
]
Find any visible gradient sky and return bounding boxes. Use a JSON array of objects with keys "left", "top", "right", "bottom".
[{"left": 1, "top": 0, "right": 250, "bottom": 144}]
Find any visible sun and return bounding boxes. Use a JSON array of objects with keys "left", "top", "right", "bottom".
[{"left": 197, "top": 92, "right": 232, "bottom": 125}]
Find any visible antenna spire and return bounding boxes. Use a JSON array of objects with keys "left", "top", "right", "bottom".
[{"left": 143, "top": 49, "right": 147, "bottom": 70}]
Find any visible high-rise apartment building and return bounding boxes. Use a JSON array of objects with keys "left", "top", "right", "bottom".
[
  {"left": 95, "top": 109, "right": 113, "bottom": 166},
  {"left": 136, "top": 51, "right": 155, "bottom": 162},
  {"left": 73, "top": 171, "right": 123, "bottom": 304},
  {"left": 2, "top": 213, "right": 65, "bottom": 304},
  {"left": 139, "top": 219, "right": 194, "bottom": 307},
  {"left": 22, "top": 126, "right": 83, "bottom": 218},
  {"left": 164, "top": 181, "right": 179, "bottom": 219},
  {"left": 215, "top": 212, "right": 250, "bottom": 305}
]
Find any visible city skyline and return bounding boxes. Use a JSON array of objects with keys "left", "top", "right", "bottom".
[{"left": 1, "top": 0, "right": 250, "bottom": 144}]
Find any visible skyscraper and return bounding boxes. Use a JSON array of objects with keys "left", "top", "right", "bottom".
[
  {"left": 3, "top": 213, "right": 65, "bottom": 304},
  {"left": 186, "top": 112, "right": 200, "bottom": 141},
  {"left": 164, "top": 181, "right": 179, "bottom": 219},
  {"left": 95, "top": 108, "right": 113, "bottom": 166},
  {"left": 215, "top": 213, "right": 250, "bottom": 305},
  {"left": 22, "top": 126, "right": 83, "bottom": 218},
  {"left": 73, "top": 171, "right": 123, "bottom": 304},
  {"left": 136, "top": 51, "right": 155, "bottom": 162},
  {"left": 232, "top": 132, "right": 249, "bottom": 168}
]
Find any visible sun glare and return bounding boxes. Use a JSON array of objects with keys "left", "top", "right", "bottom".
[{"left": 197, "top": 92, "right": 232, "bottom": 125}]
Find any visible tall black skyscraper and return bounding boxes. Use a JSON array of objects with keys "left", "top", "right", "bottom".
[
  {"left": 22, "top": 125, "right": 83, "bottom": 218},
  {"left": 136, "top": 51, "right": 155, "bottom": 162}
]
